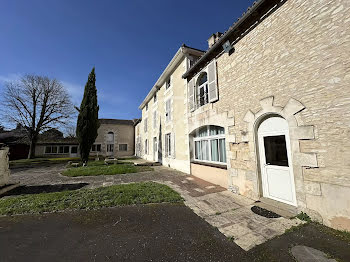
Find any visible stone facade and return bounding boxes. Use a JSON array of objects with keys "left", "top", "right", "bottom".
[
  {"left": 184, "top": 0, "right": 350, "bottom": 231},
  {"left": 35, "top": 119, "right": 135, "bottom": 158}
]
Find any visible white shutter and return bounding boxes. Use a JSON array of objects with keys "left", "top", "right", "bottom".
[
  {"left": 171, "top": 132, "right": 175, "bottom": 158},
  {"left": 188, "top": 78, "right": 195, "bottom": 112},
  {"left": 164, "top": 134, "right": 168, "bottom": 157},
  {"left": 208, "top": 59, "right": 218, "bottom": 103}
]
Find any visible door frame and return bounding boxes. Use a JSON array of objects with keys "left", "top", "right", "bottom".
[{"left": 257, "top": 119, "right": 297, "bottom": 207}]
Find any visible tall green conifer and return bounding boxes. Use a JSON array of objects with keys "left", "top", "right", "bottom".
[{"left": 76, "top": 68, "right": 100, "bottom": 164}]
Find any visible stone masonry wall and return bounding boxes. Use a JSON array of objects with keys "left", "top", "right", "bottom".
[{"left": 189, "top": 0, "right": 350, "bottom": 230}]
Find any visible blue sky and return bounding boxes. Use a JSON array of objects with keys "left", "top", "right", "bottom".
[{"left": 0, "top": 0, "right": 255, "bottom": 127}]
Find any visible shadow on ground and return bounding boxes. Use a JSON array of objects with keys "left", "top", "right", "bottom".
[
  {"left": 0, "top": 183, "right": 89, "bottom": 197},
  {"left": 0, "top": 204, "right": 349, "bottom": 262}
]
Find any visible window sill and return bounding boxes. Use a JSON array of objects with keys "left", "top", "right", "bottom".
[{"left": 191, "top": 161, "right": 227, "bottom": 170}]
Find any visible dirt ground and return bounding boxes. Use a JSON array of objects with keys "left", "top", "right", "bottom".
[{"left": 1, "top": 204, "right": 349, "bottom": 262}]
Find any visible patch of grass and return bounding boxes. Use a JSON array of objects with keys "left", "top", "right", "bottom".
[
  {"left": 62, "top": 162, "right": 152, "bottom": 177},
  {"left": 9, "top": 157, "right": 84, "bottom": 168},
  {"left": 284, "top": 223, "right": 305, "bottom": 234},
  {"left": 296, "top": 212, "right": 312, "bottom": 222},
  {"left": 317, "top": 222, "right": 350, "bottom": 243},
  {"left": 227, "top": 236, "right": 235, "bottom": 241},
  {"left": 0, "top": 182, "right": 183, "bottom": 215}
]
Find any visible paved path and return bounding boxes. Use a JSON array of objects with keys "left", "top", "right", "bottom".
[{"left": 9, "top": 163, "right": 303, "bottom": 250}]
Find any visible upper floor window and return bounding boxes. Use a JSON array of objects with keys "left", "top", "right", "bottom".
[
  {"left": 193, "top": 126, "right": 226, "bottom": 164},
  {"left": 154, "top": 92, "right": 157, "bottom": 103},
  {"left": 166, "top": 77, "right": 171, "bottom": 89},
  {"left": 197, "top": 73, "right": 208, "bottom": 107},
  {"left": 188, "top": 59, "right": 218, "bottom": 112},
  {"left": 153, "top": 111, "right": 157, "bottom": 129},
  {"left": 145, "top": 103, "right": 148, "bottom": 111},
  {"left": 165, "top": 99, "right": 171, "bottom": 122},
  {"left": 144, "top": 118, "right": 148, "bottom": 132}
]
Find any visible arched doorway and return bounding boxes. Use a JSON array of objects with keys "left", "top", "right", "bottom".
[{"left": 257, "top": 115, "right": 297, "bottom": 206}]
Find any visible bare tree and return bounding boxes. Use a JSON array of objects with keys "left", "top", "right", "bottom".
[{"left": 1, "top": 75, "right": 74, "bottom": 158}]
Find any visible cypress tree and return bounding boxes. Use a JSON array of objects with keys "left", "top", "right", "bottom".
[{"left": 76, "top": 67, "right": 100, "bottom": 164}]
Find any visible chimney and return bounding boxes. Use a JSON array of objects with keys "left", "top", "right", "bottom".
[{"left": 207, "top": 32, "right": 223, "bottom": 49}]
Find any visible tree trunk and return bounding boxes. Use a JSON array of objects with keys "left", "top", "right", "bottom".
[{"left": 27, "top": 136, "right": 37, "bottom": 159}]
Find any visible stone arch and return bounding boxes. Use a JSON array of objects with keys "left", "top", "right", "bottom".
[{"left": 243, "top": 96, "right": 318, "bottom": 209}]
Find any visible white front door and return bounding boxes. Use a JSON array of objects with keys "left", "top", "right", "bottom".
[
  {"left": 258, "top": 116, "right": 297, "bottom": 206},
  {"left": 153, "top": 137, "right": 158, "bottom": 162}
]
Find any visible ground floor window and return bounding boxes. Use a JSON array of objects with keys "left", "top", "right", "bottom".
[
  {"left": 91, "top": 144, "right": 101, "bottom": 152},
  {"left": 45, "top": 145, "right": 70, "bottom": 154},
  {"left": 165, "top": 133, "right": 171, "bottom": 157},
  {"left": 71, "top": 146, "right": 78, "bottom": 154},
  {"left": 119, "top": 144, "right": 128, "bottom": 151},
  {"left": 193, "top": 126, "right": 226, "bottom": 164},
  {"left": 145, "top": 139, "right": 148, "bottom": 154}
]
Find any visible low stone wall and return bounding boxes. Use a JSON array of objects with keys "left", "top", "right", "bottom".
[{"left": 0, "top": 146, "right": 10, "bottom": 186}]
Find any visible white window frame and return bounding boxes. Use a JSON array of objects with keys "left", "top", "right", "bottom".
[
  {"left": 193, "top": 126, "right": 226, "bottom": 165},
  {"left": 197, "top": 73, "right": 209, "bottom": 108},
  {"left": 144, "top": 118, "right": 148, "bottom": 133},
  {"left": 153, "top": 110, "right": 157, "bottom": 129},
  {"left": 119, "top": 144, "right": 128, "bottom": 151},
  {"left": 145, "top": 139, "right": 148, "bottom": 154},
  {"left": 165, "top": 133, "right": 171, "bottom": 157},
  {"left": 165, "top": 99, "right": 171, "bottom": 122},
  {"left": 45, "top": 145, "right": 70, "bottom": 154}
]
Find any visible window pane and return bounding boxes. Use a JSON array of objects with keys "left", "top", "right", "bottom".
[
  {"left": 210, "top": 139, "right": 219, "bottom": 162},
  {"left": 195, "top": 141, "right": 201, "bottom": 160},
  {"left": 219, "top": 139, "right": 226, "bottom": 162},
  {"left": 201, "top": 140, "right": 209, "bottom": 160},
  {"left": 52, "top": 146, "right": 57, "bottom": 153},
  {"left": 64, "top": 146, "right": 69, "bottom": 153},
  {"left": 59, "top": 146, "right": 64, "bottom": 154},
  {"left": 198, "top": 127, "right": 208, "bottom": 137},
  {"left": 71, "top": 146, "right": 77, "bottom": 153},
  {"left": 263, "top": 135, "right": 288, "bottom": 166},
  {"left": 198, "top": 73, "right": 207, "bottom": 86},
  {"left": 97, "top": 144, "right": 101, "bottom": 152},
  {"left": 210, "top": 126, "right": 225, "bottom": 136},
  {"left": 45, "top": 146, "right": 51, "bottom": 154}
]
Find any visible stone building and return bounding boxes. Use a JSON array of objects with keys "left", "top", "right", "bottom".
[
  {"left": 136, "top": 0, "right": 350, "bottom": 231},
  {"left": 135, "top": 45, "right": 204, "bottom": 173},
  {"left": 35, "top": 118, "right": 135, "bottom": 158},
  {"left": 182, "top": 0, "right": 350, "bottom": 230}
]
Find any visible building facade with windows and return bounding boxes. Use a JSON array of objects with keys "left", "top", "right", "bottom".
[
  {"left": 182, "top": 0, "right": 350, "bottom": 231},
  {"left": 35, "top": 118, "right": 136, "bottom": 158},
  {"left": 135, "top": 45, "right": 204, "bottom": 173}
]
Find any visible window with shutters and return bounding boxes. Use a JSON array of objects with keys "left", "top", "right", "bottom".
[
  {"left": 144, "top": 118, "right": 148, "bottom": 132},
  {"left": 145, "top": 139, "right": 148, "bottom": 154},
  {"left": 193, "top": 126, "right": 226, "bottom": 164},
  {"left": 197, "top": 73, "right": 209, "bottom": 107},
  {"left": 153, "top": 111, "right": 157, "bottom": 129},
  {"left": 165, "top": 99, "right": 171, "bottom": 122},
  {"left": 165, "top": 133, "right": 171, "bottom": 157}
]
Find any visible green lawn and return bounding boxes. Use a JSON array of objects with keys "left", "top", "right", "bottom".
[
  {"left": 0, "top": 182, "right": 183, "bottom": 215},
  {"left": 62, "top": 161, "right": 152, "bottom": 177}
]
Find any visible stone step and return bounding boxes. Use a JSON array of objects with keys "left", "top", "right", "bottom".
[{"left": 255, "top": 197, "right": 298, "bottom": 218}]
